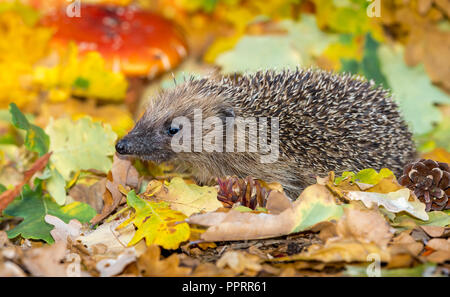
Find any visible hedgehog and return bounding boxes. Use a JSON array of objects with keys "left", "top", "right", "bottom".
[{"left": 116, "top": 69, "right": 417, "bottom": 199}]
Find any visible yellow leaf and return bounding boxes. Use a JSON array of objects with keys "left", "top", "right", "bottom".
[
  {"left": 163, "top": 177, "right": 221, "bottom": 217},
  {"left": 118, "top": 190, "right": 190, "bottom": 250},
  {"left": 0, "top": 10, "right": 52, "bottom": 108},
  {"left": 33, "top": 43, "right": 128, "bottom": 101}
]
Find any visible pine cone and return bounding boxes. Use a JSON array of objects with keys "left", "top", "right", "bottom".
[
  {"left": 217, "top": 176, "right": 270, "bottom": 210},
  {"left": 398, "top": 159, "right": 449, "bottom": 211}
]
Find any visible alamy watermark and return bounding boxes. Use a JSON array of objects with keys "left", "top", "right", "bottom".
[
  {"left": 65, "top": 252, "right": 81, "bottom": 277},
  {"left": 367, "top": 0, "right": 381, "bottom": 18},
  {"left": 66, "top": 0, "right": 81, "bottom": 18},
  {"left": 170, "top": 109, "right": 280, "bottom": 164},
  {"left": 366, "top": 253, "right": 381, "bottom": 277}
]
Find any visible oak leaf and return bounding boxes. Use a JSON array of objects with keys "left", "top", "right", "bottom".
[{"left": 117, "top": 190, "right": 190, "bottom": 250}]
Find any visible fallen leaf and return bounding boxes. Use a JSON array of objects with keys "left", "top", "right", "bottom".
[
  {"left": 137, "top": 245, "right": 191, "bottom": 276},
  {"left": 389, "top": 231, "right": 424, "bottom": 257},
  {"left": 117, "top": 190, "right": 190, "bottom": 249},
  {"left": 45, "top": 116, "right": 117, "bottom": 181},
  {"left": 4, "top": 181, "right": 96, "bottom": 244},
  {"left": 152, "top": 177, "right": 221, "bottom": 216},
  {"left": 0, "top": 152, "right": 51, "bottom": 212},
  {"left": 274, "top": 241, "right": 391, "bottom": 263},
  {"left": 391, "top": 210, "right": 450, "bottom": 229},
  {"left": 96, "top": 248, "right": 136, "bottom": 277},
  {"left": 426, "top": 238, "right": 450, "bottom": 252},
  {"left": 420, "top": 225, "right": 449, "bottom": 238},
  {"left": 90, "top": 154, "right": 139, "bottom": 226},
  {"left": 425, "top": 250, "right": 450, "bottom": 263},
  {"left": 69, "top": 178, "right": 106, "bottom": 213},
  {"left": 188, "top": 184, "right": 343, "bottom": 241},
  {"left": 45, "top": 214, "right": 82, "bottom": 244},
  {"left": 346, "top": 189, "right": 428, "bottom": 221},
  {"left": 22, "top": 241, "right": 69, "bottom": 276},
  {"left": 9, "top": 103, "right": 49, "bottom": 156},
  {"left": 77, "top": 221, "right": 144, "bottom": 266},
  {"left": 336, "top": 207, "right": 394, "bottom": 248},
  {"left": 0, "top": 261, "right": 26, "bottom": 277},
  {"left": 216, "top": 250, "right": 263, "bottom": 275}
]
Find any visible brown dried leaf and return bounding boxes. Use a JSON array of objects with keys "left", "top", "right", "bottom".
[
  {"left": 90, "top": 154, "right": 139, "bottom": 225},
  {"left": 336, "top": 207, "right": 394, "bottom": 249},
  {"left": 426, "top": 238, "right": 450, "bottom": 252},
  {"left": 69, "top": 178, "right": 106, "bottom": 213},
  {"left": 420, "top": 225, "right": 449, "bottom": 238},
  {"left": 216, "top": 250, "right": 263, "bottom": 275},
  {"left": 137, "top": 245, "right": 191, "bottom": 277},
  {"left": 22, "top": 241, "right": 69, "bottom": 276}
]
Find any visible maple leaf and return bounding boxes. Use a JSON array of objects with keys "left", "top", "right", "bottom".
[
  {"left": 117, "top": 190, "right": 190, "bottom": 250},
  {"left": 45, "top": 116, "right": 117, "bottom": 181},
  {"left": 4, "top": 180, "right": 96, "bottom": 244}
]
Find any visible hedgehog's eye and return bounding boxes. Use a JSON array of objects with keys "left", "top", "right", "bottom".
[{"left": 167, "top": 127, "right": 180, "bottom": 136}]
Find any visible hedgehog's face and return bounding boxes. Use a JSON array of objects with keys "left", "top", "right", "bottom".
[
  {"left": 115, "top": 116, "right": 178, "bottom": 163},
  {"left": 115, "top": 89, "right": 234, "bottom": 163}
]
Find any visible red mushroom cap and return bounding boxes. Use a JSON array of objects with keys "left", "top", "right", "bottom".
[{"left": 40, "top": 4, "right": 188, "bottom": 77}]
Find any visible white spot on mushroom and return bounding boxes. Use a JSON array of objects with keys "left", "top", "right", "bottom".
[
  {"left": 147, "top": 64, "right": 159, "bottom": 79},
  {"left": 150, "top": 48, "right": 172, "bottom": 71},
  {"left": 121, "top": 21, "right": 130, "bottom": 31},
  {"left": 78, "top": 42, "right": 97, "bottom": 51},
  {"left": 173, "top": 42, "right": 187, "bottom": 57},
  {"left": 112, "top": 57, "right": 121, "bottom": 73}
]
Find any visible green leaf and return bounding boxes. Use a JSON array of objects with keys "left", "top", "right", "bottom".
[
  {"left": 391, "top": 211, "right": 450, "bottom": 229},
  {"left": 4, "top": 181, "right": 96, "bottom": 243},
  {"left": 215, "top": 15, "right": 338, "bottom": 73},
  {"left": 378, "top": 45, "right": 450, "bottom": 135},
  {"left": 360, "top": 34, "right": 389, "bottom": 88},
  {"left": 45, "top": 168, "right": 67, "bottom": 205},
  {"left": 339, "top": 34, "right": 389, "bottom": 88},
  {"left": 45, "top": 117, "right": 117, "bottom": 180},
  {"left": 9, "top": 103, "right": 49, "bottom": 156},
  {"left": 291, "top": 185, "right": 344, "bottom": 233},
  {"left": 335, "top": 168, "right": 394, "bottom": 185},
  {"left": 415, "top": 116, "right": 450, "bottom": 152},
  {"left": 73, "top": 77, "right": 90, "bottom": 90},
  {"left": 340, "top": 59, "right": 359, "bottom": 74},
  {"left": 313, "top": 0, "right": 379, "bottom": 35}
]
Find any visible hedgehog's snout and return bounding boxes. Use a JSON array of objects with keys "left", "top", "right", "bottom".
[{"left": 115, "top": 138, "right": 132, "bottom": 155}]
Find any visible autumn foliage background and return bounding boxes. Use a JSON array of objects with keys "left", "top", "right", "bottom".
[{"left": 0, "top": 0, "right": 449, "bottom": 277}]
